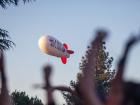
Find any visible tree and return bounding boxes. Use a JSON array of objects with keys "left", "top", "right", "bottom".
[
  {"left": 11, "top": 90, "right": 44, "bottom": 105},
  {"left": 0, "top": 28, "right": 15, "bottom": 51},
  {"left": 63, "top": 30, "right": 115, "bottom": 105},
  {"left": 0, "top": 0, "right": 35, "bottom": 8},
  {"left": 0, "top": 0, "right": 35, "bottom": 51}
]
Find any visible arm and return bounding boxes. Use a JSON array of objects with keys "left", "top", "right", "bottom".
[
  {"left": 78, "top": 30, "right": 107, "bottom": 105},
  {"left": 0, "top": 53, "right": 11, "bottom": 105},
  {"left": 34, "top": 84, "right": 77, "bottom": 96},
  {"left": 53, "top": 86, "right": 77, "bottom": 95},
  {"left": 43, "top": 65, "right": 56, "bottom": 105},
  {"left": 107, "top": 36, "right": 140, "bottom": 105}
]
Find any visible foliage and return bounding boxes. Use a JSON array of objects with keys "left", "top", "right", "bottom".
[
  {"left": 11, "top": 90, "right": 44, "bottom": 105},
  {"left": 63, "top": 38, "right": 115, "bottom": 105},
  {"left": 0, "top": 28, "right": 15, "bottom": 51},
  {"left": 0, "top": 0, "right": 35, "bottom": 8},
  {"left": 0, "top": 0, "right": 35, "bottom": 51},
  {"left": 93, "top": 41, "right": 115, "bottom": 101}
]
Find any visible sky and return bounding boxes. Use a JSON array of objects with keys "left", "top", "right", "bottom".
[{"left": 0, "top": 0, "right": 140, "bottom": 104}]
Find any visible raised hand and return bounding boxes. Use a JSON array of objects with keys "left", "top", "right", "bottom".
[
  {"left": 107, "top": 35, "right": 140, "bottom": 105},
  {"left": 78, "top": 30, "right": 108, "bottom": 105}
]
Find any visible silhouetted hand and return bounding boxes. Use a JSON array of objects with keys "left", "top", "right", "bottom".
[{"left": 126, "top": 36, "right": 138, "bottom": 49}]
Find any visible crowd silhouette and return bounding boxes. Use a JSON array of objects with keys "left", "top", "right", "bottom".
[{"left": 0, "top": 30, "right": 140, "bottom": 105}]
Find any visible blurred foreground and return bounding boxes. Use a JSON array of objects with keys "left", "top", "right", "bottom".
[{"left": 0, "top": 30, "right": 140, "bottom": 105}]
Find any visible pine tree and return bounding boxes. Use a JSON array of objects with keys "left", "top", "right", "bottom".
[{"left": 63, "top": 31, "right": 115, "bottom": 105}]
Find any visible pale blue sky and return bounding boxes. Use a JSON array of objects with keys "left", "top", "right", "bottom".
[{"left": 0, "top": 0, "right": 140, "bottom": 104}]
